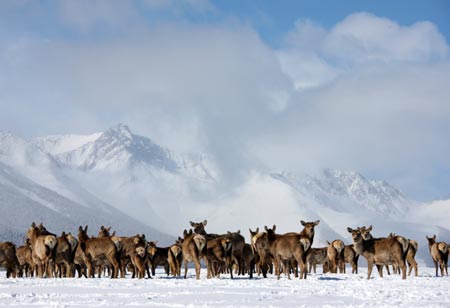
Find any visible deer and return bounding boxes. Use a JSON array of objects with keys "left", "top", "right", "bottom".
[
  {"left": 147, "top": 241, "right": 170, "bottom": 276},
  {"left": 306, "top": 247, "right": 328, "bottom": 274},
  {"left": 115, "top": 234, "right": 147, "bottom": 279},
  {"left": 225, "top": 230, "right": 246, "bottom": 277},
  {"left": 242, "top": 243, "right": 256, "bottom": 278},
  {"left": 77, "top": 225, "right": 120, "bottom": 278},
  {"left": 182, "top": 228, "right": 206, "bottom": 279},
  {"left": 16, "top": 239, "right": 34, "bottom": 277},
  {"left": 326, "top": 240, "right": 345, "bottom": 273},
  {"left": 0, "top": 242, "right": 20, "bottom": 278},
  {"left": 343, "top": 245, "right": 359, "bottom": 274},
  {"left": 387, "top": 233, "right": 418, "bottom": 277},
  {"left": 205, "top": 236, "right": 232, "bottom": 278},
  {"left": 426, "top": 235, "right": 448, "bottom": 276},
  {"left": 249, "top": 227, "right": 270, "bottom": 277},
  {"left": 269, "top": 220, "right": 319, "bottom": 280},
  {"left": 347, "top": 226, "right": 407, "bottom": 279},
  {"left": 26, "top": 222, "right": 58, "bottom": 278},
  {"left": 168, "top": 238, "right": 183, "bottom": 277},
  {"left": 54, "top": 231, "right": 75, "bottom": 278}
]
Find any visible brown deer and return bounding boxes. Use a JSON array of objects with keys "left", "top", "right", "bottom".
[
  {"left": 387, "top": 233, "right": 418, "bottom": 277},
  {"left": 54, "top": 232, "right": 75, "bottom": 278},
  {"left": 16, "top": 239, "right": 34, "bottom": 277},
  {"left": 347, "top": 226, "right": 407, "bottom": 279},
  {"left": 306, "top": 247, "right": 328, "bottom": 274},
  {"left": 205, "top": 236, "right": 232, "bottom": 278},
  {"left": 26, "top": 222, "right": 58, "bottom": 278},
  {"left": 77, "top": 225, "right": 120, "bottom": 278},
  {"left": 251, "top": 226, "right": 276, "bottom": 278},
  {"left": 343, "top": 245, "right": 359, "bottom": 274},
  {"left": 116, "top": 234, "right": 147, "bottom": 278},
  {"left": 269, "top": 220, "right": 318, "bottom": 280},
  {"left": 182, "top": 228, "right": 206, "bottom": 279},
  {"left": 426, "top": 235, "right": 448, "bottom": 276},
  {"left": 168, "top": 238, "right": 183, "bottom": 277},
  {"left": 0, "top": 242, "right": 20, "bottom": 278},
  {"left": 326, "top": 240, "right": 345, "bottom": 273}
]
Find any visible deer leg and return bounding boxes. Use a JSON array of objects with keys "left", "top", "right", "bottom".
[
  {"left": 194, "top": 259, "right": 201, "bottom": 280},
  {"left": 367, "top": 260, "right": 374, "bottom": 279}
]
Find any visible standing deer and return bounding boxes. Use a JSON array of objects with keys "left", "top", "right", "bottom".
[
  {"left": 327, "top": 240, "right": 345, "bottom": 273},
  {"left": 26, "top": 222, "right": 58, "bottom": 278},
  {"left": 347, "top": 226, "right": 407, "bottom": 279},
  {"left": 426, "top": 235, "right": 448, "bottom": 276}
]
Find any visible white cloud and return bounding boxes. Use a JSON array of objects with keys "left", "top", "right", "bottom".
[{"left": 1, "top": 9, "right": 450, "bottom": 200}]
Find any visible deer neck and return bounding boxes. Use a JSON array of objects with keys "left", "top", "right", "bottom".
[{"left": 352, "top": 238, "right": 365, "bottom": 255}]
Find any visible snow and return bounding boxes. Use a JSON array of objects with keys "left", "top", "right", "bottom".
[
  {"left": 34, "top": 133, "right": 102, "bottom": 155},
  {"left": 0, "top": 267, "right": 449, "bottom": 307}
]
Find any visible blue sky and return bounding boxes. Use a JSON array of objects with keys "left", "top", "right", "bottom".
[
  {"left": 1, "top": 0, "right": 450, "bottom": 201},
  {"left": 214, "top": 0, "right": 450, "bottom": 46}
]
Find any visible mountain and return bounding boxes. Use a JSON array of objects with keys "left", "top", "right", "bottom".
[
  {"left": 0, "top": 131, "right": 173, "bottom": 245},
  {"left": 35, "top": 124, "right": 218, "bottom": 235},
  {"left": 1, "top": 124, "right": 449, "bottom": 267}
]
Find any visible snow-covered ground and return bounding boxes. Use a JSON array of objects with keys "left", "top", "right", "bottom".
[{"left": 1, "top": 267, "right": 449, "bottom": 308}]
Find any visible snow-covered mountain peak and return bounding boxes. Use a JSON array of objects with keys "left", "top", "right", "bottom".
[{"left": 271, "top": 168, "right": 409, "bottom": 219}]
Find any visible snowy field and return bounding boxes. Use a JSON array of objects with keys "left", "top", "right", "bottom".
[{"left": 0, "top": 267, "right": 449, "bottom": 308}]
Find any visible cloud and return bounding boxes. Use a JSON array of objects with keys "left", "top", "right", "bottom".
[{"left": 1, "top": 9, "right": 449, "bottom": 200}]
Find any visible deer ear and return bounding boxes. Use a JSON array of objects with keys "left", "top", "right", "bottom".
[
  {"left": 107, "top": 227, "right": 111, "bottom": 232},
  {"left": 264, "top": 225, "right": 268, "bottom": 231},
  {"left": 314, "top": 220, "right": 320, "bottom": 226},
  {"left": 367, "top": 225, "right": 372, "bottom": 231},
  {"left": 111, "top": 231, "right": 116, "bottom": 236},
  {"left": 79, "top": 226, "right": 83, "bottom": 232},
  {"left": 256, "top": 227, "right": 259, "bottom": 233},
  {"left": 326, "top": 240, "right": 330, "bottom": 245},
  {"left": 273, "top": 225, "right": 276, "bottom": 231},
  {"left": 433, "top": 235, "right": 436, "bottom": 240},
  {"left": 85, "top": 225, "right": 88, "bottom": 232},
  {"left": 300, "top": 220, "right": 306, "bottom": 226},
  {"left": 100, "top": 225, "right": 105, "bottom": 231},
  {"left": 203, "top": 220, "right": 207, "bottom": 226},
  {"left": 237, "top": 229, "right": 240, "bottom": 234},
  {"left": 31, "top": 222, "right": 36, "bottom": 228},
  {"left": 347, "top": 227, "right": 354, "bottom": 233}
]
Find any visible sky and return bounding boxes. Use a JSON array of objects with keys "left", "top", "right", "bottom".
[{"left": 0, "top": 0, "right": 449, "bottom": 201}]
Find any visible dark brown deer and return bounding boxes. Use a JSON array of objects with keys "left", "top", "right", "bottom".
[
  {"left": 147, "top": 241, "right": 170, "bottom": 276},
  {"left": 306, "top": 247, "right": 328, "bottom": 274},
  {"left": 326, "top": 240, "right": 345, "bottom": 273},
  {"left": 0, "top": 242, "right": 19, "bottom": 278},
  {"left": 77, "top": 225, "right": 119, "bottom": 278},
  {"left": 426, "top": 235, "right": 448, "bottom": 276},
  {"left": 347, "top": 226, "right": 407, "bottom": 279},
  {"left": 242, "top": 243, "right": 256, "bottom": 278},
  {"left": 226, "top": 230, "right": 245, "bottom": 277},
  {"left": 26, "top": 222, "right": 58, "bottom": 278}
]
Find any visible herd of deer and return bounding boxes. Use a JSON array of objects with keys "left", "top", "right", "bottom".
[{"left": 0, "top": 220, "right": 448, "bottom": 280}]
